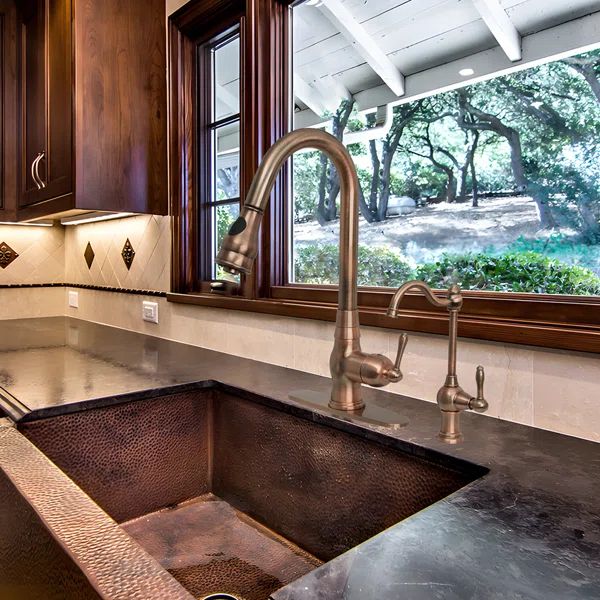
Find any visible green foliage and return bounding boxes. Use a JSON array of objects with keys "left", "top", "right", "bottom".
[
  {"left": 216, "top": 205, "right": 238, "bottom": 246},
  {"left": 415, "top": 251, "right": 600, "bottom": 295},
  {"left": 294, "top": 244, "right": 414, "bottom": 287},
  {"left": 292, "top": 151, "right": 321, "bottom": 222},
  {"left": 294, "top": 243, "right": 600, "bottom": 295}
]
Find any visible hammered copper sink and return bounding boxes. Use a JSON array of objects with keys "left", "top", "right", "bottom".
[{"left": 19, "top": 389, "right": 485, "bottom": 600}]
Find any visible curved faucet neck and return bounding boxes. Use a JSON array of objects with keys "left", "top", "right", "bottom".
[{"left": 245, "top": 129, "right": 360, "bottom": 312}]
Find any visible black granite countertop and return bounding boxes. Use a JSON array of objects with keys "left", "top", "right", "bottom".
[{"left": 0, "top": 316, "right": 598, "bottom": 599}]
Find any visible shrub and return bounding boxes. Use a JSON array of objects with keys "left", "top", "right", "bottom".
[
  {"left": 294, "top": 244, "right": 415, "bottom": 287},
  {"left": 416, "top": 251, "right": 600, "bottom": 295},
  {"left": 294, "top": 243, "right": 600, "bottom": 295}
]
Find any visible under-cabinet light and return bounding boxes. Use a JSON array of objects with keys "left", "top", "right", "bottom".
[
  {"left": 60, "top": 212, "right": 136, "bottom": 226},
  {"left": 459, "top": 67, "right": 475, "bottom": 77},
  {"left": 0, "top": 220, "right": 54, "bottom": 227}
]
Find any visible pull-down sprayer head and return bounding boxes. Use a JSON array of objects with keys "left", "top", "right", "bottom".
[{"left": 216, "top": 206, "right": 263, "bottom": 275}]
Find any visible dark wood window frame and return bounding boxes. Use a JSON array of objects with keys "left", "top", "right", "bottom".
[{"left": 168, "top": 0, "right": 600, "bottom": 354}]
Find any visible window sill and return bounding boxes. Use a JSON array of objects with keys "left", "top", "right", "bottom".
[{"left": 166, "top": 291, "right": 600, "bottom": 353}]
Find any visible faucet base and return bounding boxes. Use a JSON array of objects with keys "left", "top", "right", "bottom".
[
  {"left": 439, "top": 410, "right": 463, "bottom": 444},
  {"left": 289, "top": 389, "right": 409, "bottom": 429},
  {"left": 328, "top": 382, "right": 365, "bottom": 412}
]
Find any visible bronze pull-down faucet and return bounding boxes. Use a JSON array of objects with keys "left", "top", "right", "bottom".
[
  {"left": 388, "top": 281, "right": 489, "bottom": 442},
  {"left": 216, "top": 128, "right": 407, "bottom": 411},
  {"left": 216, "top": 128, "right": 488, "bottom": 440}
]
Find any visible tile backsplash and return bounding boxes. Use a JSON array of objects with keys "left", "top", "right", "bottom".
[
  {"left": 64, "top": 215, "right": 171, "bottom": 291},
  {"left": 0, "top": 224, "right": 64, "bottom": 285}
]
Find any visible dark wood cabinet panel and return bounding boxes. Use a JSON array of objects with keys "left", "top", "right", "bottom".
[
  {"left": 0, "top": 0, "right": 17, "bottom": 220},
  {"left": 14, "top": 0, "right": 167, "bottom": 221},
  {"left": 73, "top": 0, "right": 167, "bottom": 215},
  {"left": 19, "top": 0, "right": 72, "bottom": 211}
]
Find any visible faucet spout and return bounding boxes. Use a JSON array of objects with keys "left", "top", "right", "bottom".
[
  {"left": 217, "top": 128, "right": 360, "bottom": 312},
  {"left": 217, "top": 129, "right": 403, "bottom": 411},
  {"left": 387, "top": 280, "right": 460, "bottom": 317}
]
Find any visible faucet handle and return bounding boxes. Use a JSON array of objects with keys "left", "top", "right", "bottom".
[
  {"left": 387, "top": 333, "right": 408, "bottom": 383},
  {"left": 469, "top": 365, "right": 488, "bottom": 412}
]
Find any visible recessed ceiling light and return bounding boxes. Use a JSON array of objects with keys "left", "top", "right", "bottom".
[{"left": 459, "top": 68, "right": 475, "bottom": 77}]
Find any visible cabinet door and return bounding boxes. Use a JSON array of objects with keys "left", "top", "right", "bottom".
[{"left": 19, "top": 0, "right": 72, "bottom": 209}]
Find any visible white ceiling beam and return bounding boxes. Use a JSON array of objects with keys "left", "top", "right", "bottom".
[
  {"left": 215, "top": 83, "right": 239, "bottom": 112},
  {"left": 473, "top": 0, "right": 522, "bottom": 61},
  {"left": 293, "top": 73, "right": 328, "bottom": 116},
  {"left": 310, "top": 74, "right": 352, "bottom": 112},
  {"left": 317, "top": 0, "right": 405, "bottom": 97}
]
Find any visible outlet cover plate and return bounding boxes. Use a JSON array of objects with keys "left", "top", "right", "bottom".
[
  {"left": 142, "top": 301, "right": 159, "bottom": 324},
  {"left": 68, "top": 291, "right": 79, "bottom": 308}
]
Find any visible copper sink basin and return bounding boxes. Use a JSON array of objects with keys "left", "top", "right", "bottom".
[{"left": 20, "top": 389, "right": 484, "bottom": 600}]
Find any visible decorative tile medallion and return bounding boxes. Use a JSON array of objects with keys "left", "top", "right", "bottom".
[
  {"left": 121, "top": 238, "right": 135, "bottom": 270},
  {"left": 84, "top": 242, "right": 95, "bottom": 269},
  {"left": 0, "top": 242, "right": 18, "bottom": 269}
]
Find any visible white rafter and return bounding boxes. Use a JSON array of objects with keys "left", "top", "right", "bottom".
[
  {"left": 317, "top": 0, "right": 405, "bottom": 97},
  {"left": 313, "top": 74, "right": 352, "bottom": 111},
  {"left": 215, "top": 83, "right": 239, "bottom": 113},
  {"left": 293, "top": 73, "right": 328, "bottom": 116},
  {"left": 473, "top": 0, "right": 522, "bottom": 61}
]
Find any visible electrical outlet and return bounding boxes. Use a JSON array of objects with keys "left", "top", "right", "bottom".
[
  {"left": 68, "top": 290, "right": 79, "bottom": 308},
  {"left": 142, "top": 300, "right": 159, "bottom": 324}
]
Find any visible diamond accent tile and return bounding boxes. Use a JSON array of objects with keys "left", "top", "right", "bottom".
[
  {"left": 121, "top": 238, "right": 135, "bottom": 270},
  {"left": 84, "top": 242, "right": 95, "bottom": 269},
  {"left": 0, "top": 242, "right": 19, "bottom": 269}
]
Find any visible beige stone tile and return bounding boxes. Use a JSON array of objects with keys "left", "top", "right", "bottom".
[
  {"left": 0, "top": 288, "right": 64, "bottom": 319},
  {"left": 293, "top": 318, "right": 335, "bottom": 377},
  {"left": 533, "top": 349, "right": 600, "bottom": 442},
  {"left": 221, "top": 310, "right": 295, "bottom": 368}
]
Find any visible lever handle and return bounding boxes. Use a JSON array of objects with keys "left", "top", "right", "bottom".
[
  {"left": 386, "top": 332, "right": 408, "bottom": 383},
  {"left": 395, "top": 332, "right": 408, "bottom": 371},
  {"left": 476, "top": 365, "right": 484, "bottom": 398},
  {"left": 469, "top": 365, "right": 488, "bottom": 412}
]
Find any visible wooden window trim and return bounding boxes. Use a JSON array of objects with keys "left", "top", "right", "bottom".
[{"left": 168, "top": 0, "right": 600, "bottom": 354}]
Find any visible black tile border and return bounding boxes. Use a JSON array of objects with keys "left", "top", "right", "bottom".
[{"left": 0, "top": 283, "right": 167, "bottom": 297}]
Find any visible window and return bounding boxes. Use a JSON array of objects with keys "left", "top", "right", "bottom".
[
  {"left": 169, "top": 0, "right": 600, "bottom": 353},
  {"left": 201, "top": 34, "right": 241, "bottom": 281},
  {"left": 291, "top": 2, "right": 600, "bottom": 298}
]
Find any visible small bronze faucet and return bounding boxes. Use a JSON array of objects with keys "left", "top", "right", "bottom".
[
  {"left": 216, "top": 128, "right": 407, "bottom": 411},
  {"left": 387, "top": 281, "right": 488, "bottom": 442}
]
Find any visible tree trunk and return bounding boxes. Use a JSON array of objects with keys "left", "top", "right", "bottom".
[
  {"left": 470, "top": 142, "right": 479, "bottom": 207},
  {"left": 315, "top": 99, "right": 355, "bottom": 224},
  {"left": 368, "top": 139, "right": 380, "bottom": 213},
  {"left": 446, "top": 171, "right": 457, "bottom": 203},
  {"left": 563, "top": 58, "right": 600, "bottom": 104},
  {"left": 377, "top": 153, "right": 394, "bottom": 221},
  {"left": 459, "top": 130, "right": 479, "bottom": 201},
  {"left": 577, "top": 195, "right": 600, "bottom": 242},
  {"left": 506, "top": 130, "right": 556, "bottom": 228},
  {"left": 316, "top": 153, "right": 329, "bottom": 226},
  {"left": 358, "top": 186, "right": 376, "bottom": 223}
]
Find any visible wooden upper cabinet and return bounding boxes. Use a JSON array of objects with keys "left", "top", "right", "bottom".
[
  {"left": 19, "top": 0, "right": 72, "bottom": 211},
  {"left": 15, "top": 0, "right": 167, "bottom": 221}
]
